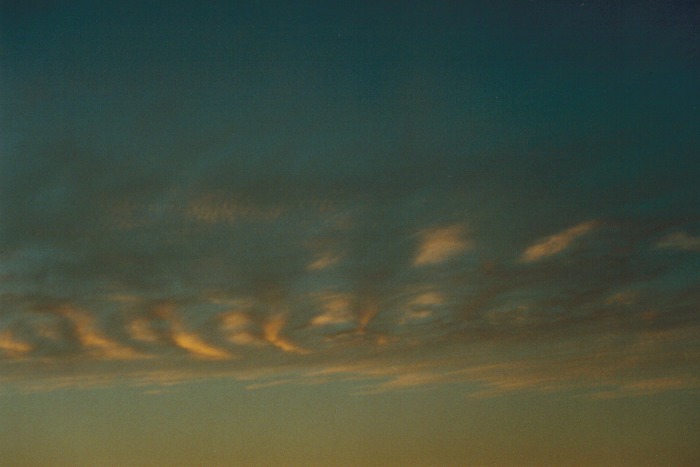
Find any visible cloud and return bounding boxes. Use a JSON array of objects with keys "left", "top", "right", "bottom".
[
  {"left": 307, "top": 252, "right": 341, "bottom": 271},
  {"left": 357, "top": 302, "right": 380, "bottom": 335},
  {"left": 606, "top": 290, "right": 638, "bottom": 306},
  {"left": 1, "top": 308, "right": 698, "bottom": 400},
  {"left": 657, "top": 231, "right": 700, "bottom": 252},
  {"left": 128, "top": 317, "right": 162, "bottom": 344},
  {"left": 126, "top": 305, "right": 233, "bottom": 359},
  {"left": 57, "top": 306, "right": 144, "bottom": 360},
  {"left": 262, "top": 313, "right": 309, "bottom": 354},
  {"left": 185, "top": 192, "right": 283, "bottom": 225},
  {"left": 400, "top": 292, "right": 444, "bottom": 323},
  {"left": 619, "top": 377, "right": 698, "bottom": 396},
  {"left": 520, "top": 220, "right": 599, "bottom": 262},
  {"left": 414, "top": 224, "right": 470, "bottom": 266},
  {"left": 218, "top": 311, "right": 262, "bottom": 346},
  {"left": 165, "top": 310, "right": 233, "bottom": 360},
  {"left": 0, "top": 330, "right": 33, "bottom": 357},
  {"left": 310, "top": 294, "right": 354, "bottom": 327},
  {"left": 0, "top": 177, "right": 697, "bottom": 400},
  {"left": 170, "top": 329, "right": 233, "bottom": 360}
]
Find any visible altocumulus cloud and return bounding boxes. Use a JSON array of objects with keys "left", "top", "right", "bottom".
[
  {"left": 1, "top": 0, "right": 699, "bottom": 401},
  {"left": 1, "top": 207, "right": 699, "bottom": 399},
  {"left": 520, "top": 220, "right": 599, "bottom": 263}
]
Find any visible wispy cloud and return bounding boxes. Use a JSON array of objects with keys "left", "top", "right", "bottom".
[
  {"left": 263, "top": 313, "right": 309, "bottom": 354},
  {"left": 0, "top": 330, "right": 33, "bottom": 357},
  {"left": 219, "top": 311, "right": 262, "bottom": 346},
  {"left": 170, "top": 328, "right": 233, "bottom": 360},
  {"left": 520, "top": 220, "right": 599, "bottom": 262},
  {"left": 307, "top": 252, "right": 342, "bottom": 271},
  {"left": 128, "top": 317, "right": 162, "bottom": 343},
  {"left": 657, "top": 231, "right": 700, "bottom": 252},
  {"left": 2, "top": 316, "right": 699, "bottom": 399},
  {"left": 127, "top": 305, "right": 233, "bottom": 359},
  {"left": 310, "top": 294, "right": 354, "bottom": 327},
  {"left": 164, "top": 311, "right": 234, "bottom": 360},
  {"left": 356, "top": 302, "right": 380, "bottom": 335},
  {"left": 185, "top": 193, "right": 282, "bottom": 224},
  {"left": 58, "top": 306, "right": 143, "bottom": 360},
  {"left": 414, "top": 224, "right": 470, "bottom": 266},
  {"left": 400, "top": 292, "right": 444, "bottom": 323}
]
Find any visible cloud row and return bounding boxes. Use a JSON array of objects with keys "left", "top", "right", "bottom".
[{"left": 2, "top": 208, "right": 699, "bottom": 398}]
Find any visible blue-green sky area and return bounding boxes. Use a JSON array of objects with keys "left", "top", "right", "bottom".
[{"left": 1, "top": 1, "right": 700, "bottom": 465}]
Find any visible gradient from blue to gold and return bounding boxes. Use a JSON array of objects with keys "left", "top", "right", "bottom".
[{"left": 1, "top": 1, "right": 699, "bottom": 465}]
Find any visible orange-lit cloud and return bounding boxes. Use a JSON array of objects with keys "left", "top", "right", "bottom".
[
  {"left": 401, "top": 291, "right": 444, "bottom": 323},
  {"left": 164, "top": 308, "right": 234, "bottom": 360},
  {"left": 263, "top": 313, "right": 309, "bottom": 354},
  {"left": 310, "top": 294, "right": 354, "bottom": 326},
  {"left": 414, "top": 224, "right": 470, "bottom": 266},
  {"left": 410, "top": 292, "right": 444, "bottom": 307},
  {"left": 170, "top": 328, "right": 233, "bottom": 360},
  {"left": 219, "top": 311, "right": 262, "bottom": 346},
  {"left": 219, "top": 311, "right": 252, "bottom": 330},
  {"left": 520, "top": 220, "right": 599, "bottom": 262},
  {"left": 0, "top": 330, "right": 33, "bottom": 357},
  {"left": 307, "top": 252, "right": 341, "bottom": 271},
  {"left": 128, "top": 317, "right": 161, "bottom": 343},
  {"left": 127, "top": 306, "right": 233, "bottom": 359},
  {"left": 2, "top": 320, "right": 698, "bottom": 400},
  {"left": 59, "top": 306, "right": 143, "bottom": 360},
  {"left": 657, "top": 231, "right": 700, "bottom": 252},
  {"left": 357, "top": 303, "right": 379, "bottom": 334}
]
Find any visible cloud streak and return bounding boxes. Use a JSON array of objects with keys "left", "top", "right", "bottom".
[
  {"left": 57, "top": 306, "right": 143, "bottom": 360},
  {"left": 657, "top": 231, "right": 700, "bottom": 252},
  {"left": 262, "top": 313, "right": 309, "bottom": 354},
  {"left": 520, "top": 220, "right": 599, "bottom": 262},
  {"left": 414, "top": 224, "right": 470, "bottom": 266},
  {"left": 0, "top": 330, "right": 33, "bottom": 357}
]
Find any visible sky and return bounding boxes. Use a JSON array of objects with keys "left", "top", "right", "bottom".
[{"left": 1, "top": 1, "right": 700, "bottom": 465}]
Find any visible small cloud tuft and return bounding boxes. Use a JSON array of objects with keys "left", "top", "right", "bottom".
[
  {"left": 657, "top": 231, "right": 700, "bottom": 252},
  {"left": 521, "top": 220, "right": 598, "bottom": 262},
  {"left": 414, "top": 224, "right": 470, "bottom": 266}
]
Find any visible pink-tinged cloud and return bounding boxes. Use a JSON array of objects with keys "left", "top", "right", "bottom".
[
  {"left": 520, "top": 220, "right": 599, "bottom": 262},
  {"left": 657, "top": 231, "right": 700, "bottom": 252},
  {"left": 414, "top": 224, "right": 471, "bottom": 266}
]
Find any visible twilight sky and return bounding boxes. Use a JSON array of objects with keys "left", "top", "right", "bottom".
[{"left": 1, "top": 1, "right": 700, "bottom": 465}]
